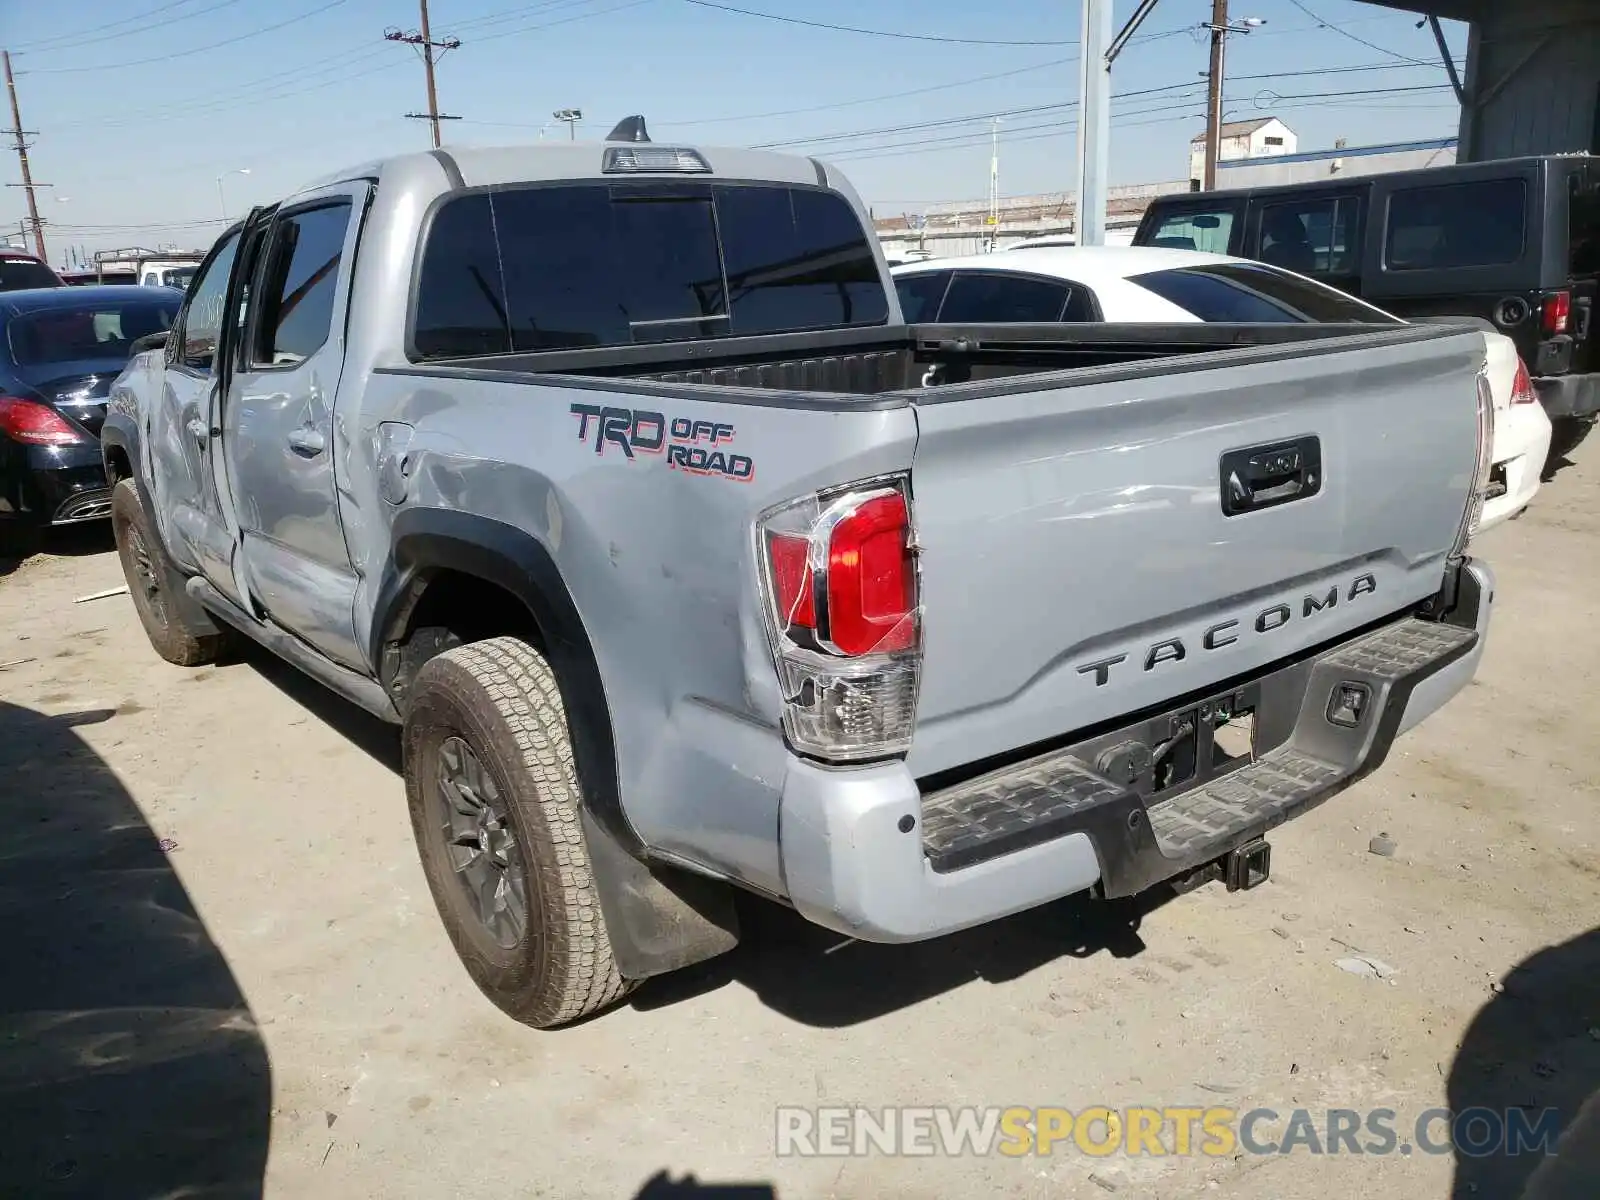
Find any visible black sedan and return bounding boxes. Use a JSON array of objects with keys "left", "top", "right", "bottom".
[{"left": 0, "top": 286, "right": 182, "bottom": 554}]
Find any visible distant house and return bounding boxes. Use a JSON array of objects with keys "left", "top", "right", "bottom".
[{"left": 1188, "top": 117, "right": 1297, "bottom": 188}]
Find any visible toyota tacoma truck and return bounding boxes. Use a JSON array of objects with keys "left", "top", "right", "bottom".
[{"left": 101, "top": 122, "right": 1497, "bottom": 1028}]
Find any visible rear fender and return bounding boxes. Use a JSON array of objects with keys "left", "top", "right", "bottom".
[{"left": 369, "top": 508, "right": 740, "bottom": 980}]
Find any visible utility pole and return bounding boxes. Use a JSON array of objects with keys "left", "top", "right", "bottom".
[
  {"left": 1203, "top": 0, "right": 1227, "bottom": 192},
  {"left": 1202, "top": 4, "right": 1264, "bottom": 190},
  {"left": 3, "top": 51, "right": 47, "bottom": 263},
  {"left": 386, "top": 1, "right": 461, "bottom": 148}
]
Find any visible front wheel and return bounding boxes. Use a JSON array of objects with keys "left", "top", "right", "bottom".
[
  {"left": 110, "top": 479, "right": 228, "bottom": 666},
  {"left": 403, "top": 636, "right": 634, "bottom": 1028}
]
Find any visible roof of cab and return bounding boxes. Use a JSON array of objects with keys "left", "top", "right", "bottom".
[{"left": 290, "top": 141, "right": 833, "bottom": 202}]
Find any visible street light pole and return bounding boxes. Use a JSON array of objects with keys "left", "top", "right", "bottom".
[{"left": 987, "top": 117, "right": 1002, "bottom": 251}]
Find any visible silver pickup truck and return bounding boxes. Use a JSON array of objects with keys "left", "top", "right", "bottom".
[{"left": 103, "top": 124, "right": 1497, "bottom": 1027}]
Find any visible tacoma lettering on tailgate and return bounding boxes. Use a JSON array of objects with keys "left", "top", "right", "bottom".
[{"left": 1076, "top": 573, "right": 1378, "bottom": 687}]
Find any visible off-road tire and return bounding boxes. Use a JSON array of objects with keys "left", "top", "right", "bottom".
[
  {"left": 110, "top": 479, "right": 227, "bottom": 667},
  {"left": 403, "top": 636, "right": 634, "bottom": 1028}
]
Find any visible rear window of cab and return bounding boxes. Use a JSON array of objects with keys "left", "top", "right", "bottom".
[{"left": 411, "top": 182, "right": 890, "bottom": 358}]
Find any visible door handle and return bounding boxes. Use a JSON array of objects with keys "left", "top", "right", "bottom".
[
  {"left": 287, "top": 426, "right": 327, "bottom": 457},
  {"left": 185, "top": 417, "right": 213, "bottom": 443}
]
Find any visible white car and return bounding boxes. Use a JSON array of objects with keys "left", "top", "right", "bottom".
[{"left": 891, "top": 247, "right": 1549, "bottom": 531}]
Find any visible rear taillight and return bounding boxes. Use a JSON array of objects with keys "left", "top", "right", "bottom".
[
  {"left": 1511, "top": 358, "right": 1539, "bottom": 405},
  {"left": 758, "top": 475, "right": 921, "bottom": 762},
  {"left": 1543, "top": 291, "right": 1571, "bottom": 336},
  {"left": 1451, "top": 370, "right": 1496, "bottom": 557},
  {"left": 0, "top": 396, "right": 85, "bottom": 446}
]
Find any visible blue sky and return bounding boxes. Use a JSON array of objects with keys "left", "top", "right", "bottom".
[{"left": 1, "top": 0, "right": 1467, "bottom": 262}]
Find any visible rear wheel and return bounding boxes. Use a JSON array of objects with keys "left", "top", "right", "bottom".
[
  {"left": 111, "top": 479, "right": 228, "bottom": 667},
  {"left": 403, "top": 636, "right": 633, "bottom": 1028}
]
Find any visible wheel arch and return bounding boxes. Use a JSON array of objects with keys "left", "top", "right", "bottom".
[{"left": 374, "top": 508, "right": 741, "bottom": 981}]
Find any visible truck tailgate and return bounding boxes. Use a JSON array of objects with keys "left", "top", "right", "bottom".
[{"left": 905, "top": 326, "right": 1484, "bottom": 777}]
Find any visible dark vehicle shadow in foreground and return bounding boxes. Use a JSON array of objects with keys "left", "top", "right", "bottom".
[
  {"left": 0, "top": 522, "right": 115, "bottom": 581},
  {"left": 633, "top": 1170, "right": 776, "bottom": 1197},
  {"left": 1448, "top": 927, "right": 1600, "bottom": 1199},
  {"left": 244, "top": 640, "right": 1170, "bottom": 1028},
  {"left": 0, "top": 701, "right": 272, "bottom": 1199}
]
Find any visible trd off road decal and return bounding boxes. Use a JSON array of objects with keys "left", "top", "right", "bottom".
[{"left": 569, "top": 403, "right": 755, "bottom": 482}]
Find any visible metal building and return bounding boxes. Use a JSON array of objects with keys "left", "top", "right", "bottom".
[
  {"left": 1366, "top": 0, "right": 1600, "bottom": 161},
  {"left": 1214, "top": 137, "right": 1458, "bottom": 189}
]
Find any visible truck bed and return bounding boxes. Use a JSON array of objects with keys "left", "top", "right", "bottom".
[{"left": 399, "top": 321, "right": 1418, "bottom": 400}]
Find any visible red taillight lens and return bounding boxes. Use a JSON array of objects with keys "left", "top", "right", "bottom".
[
  {"left": 0, "top": 396, "right": 85, "bottom": 446},
  {"left": 825, "top": 493, "right": 913, "bottom": 656},
  {"left": 1511, "top": 358, "right": 1539, "bottom": 405},
  {"left": 757, "top": 477, "right": 922, "bottom": 762},
  {"left": 1543, "top": 291, "right": 1571, "bottom": 336},
  {"left": 767, "top": 532, "right": 816, "bottom": 630}
]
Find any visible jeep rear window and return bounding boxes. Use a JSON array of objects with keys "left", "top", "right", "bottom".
[
  {"left": 412, "top": 183, "right": 889, "bottom": 358},
  {"left": 1384, "top": 178, "right": 1527, "bottom": 271}
]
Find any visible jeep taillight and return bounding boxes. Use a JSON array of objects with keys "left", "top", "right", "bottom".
[
  {"left": 1511, "top": 358, "right": 1539, "bottom": 405},
  {"left": 1543, "top": 291, "right": 1571, "bottom": 336},
  {"left": 758, "top": 476, "right": 921, "bottom": 762}
]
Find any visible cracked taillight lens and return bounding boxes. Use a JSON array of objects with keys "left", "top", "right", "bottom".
[{"left": 757, "top": 476, "right": 921, "bottom": 762}]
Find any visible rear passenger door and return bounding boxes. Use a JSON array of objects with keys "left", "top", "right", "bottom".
[{"left": 221, "top": 183, "right": 369, "bottom": 669}]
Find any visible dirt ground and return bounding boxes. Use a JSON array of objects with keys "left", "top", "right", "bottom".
[{"left": 1, "top": 451, "right": 1597, "bottom": 1200}]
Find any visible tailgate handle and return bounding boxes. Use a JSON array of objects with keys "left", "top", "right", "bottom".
[{"left": 1220, "top": 437, "right": 1322, "bottom": 516}]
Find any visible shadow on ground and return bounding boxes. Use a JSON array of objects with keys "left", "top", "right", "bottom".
[
  {"left": 0, "top": 522, "right": 115, "bottom": 582},
  {"left": 240, "top": 639, "right": 1167, "bottom": 1027},
  {"left": 1448, "top": 927, "right": 1600, "bottom": 1200},
  {"left": 633, "top": 1170, "right": 776, "bottom": 1197},
  {"left": 0, "top": 700, "right": 272, "bottom": 1199},
  {"left": 633, "top": 886, "right": 1164, "bottom": 1027}
]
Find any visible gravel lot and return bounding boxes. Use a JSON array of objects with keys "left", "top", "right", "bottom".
[{"left": 1, "top": 449, "right": 1596, "bottom": 1200}]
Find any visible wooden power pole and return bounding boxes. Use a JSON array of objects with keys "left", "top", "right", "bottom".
[
  {"left": 386, "top": 0, "right": 461, "bottom": 148},
  {"left": 1203, "top": 0, "right": 1227, "bottom": 191},
  {"left": 3, "top": 51, "right": 47, "bottom": 263}
]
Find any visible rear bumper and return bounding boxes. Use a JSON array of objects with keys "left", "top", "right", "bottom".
[
  {"left": 1533, "top": 372, "right": 1600, "bottom": 419},
  {"left": 778, "top": 560, "right": 1493, "bottom": 942},
  {"left": 0, "top": 441, "right": 108, "bottom": 526},
  {"left": 1479, "top": 403, "right": 1552, "bottom": 531}
]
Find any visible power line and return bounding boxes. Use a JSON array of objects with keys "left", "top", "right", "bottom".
[
  {"left": 10, "top": 0, "right": 201, "bottom": 52},
  {"left": 22, "top": 0, "right": 354, "bottom": 75},
  {"left": 17, "top": 0, "right": 252, "bottom": 56},
  {"left": 679, "top": 0, "right": 1077, "bottom": 46},
  {"left": 1284, "top": 0, "right": 1437, "bottom": 68}
]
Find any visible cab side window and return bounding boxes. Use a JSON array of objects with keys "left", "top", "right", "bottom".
[
  {"left": 251, "top": 203, "right": 352, "bottom": 367},
  {"left": 174, "top": 232, "right": 241, "bottom": 372}
]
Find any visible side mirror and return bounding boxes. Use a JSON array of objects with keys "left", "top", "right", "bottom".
[{"left": 130, "top": 330, "right": 169, "bottom": 355}]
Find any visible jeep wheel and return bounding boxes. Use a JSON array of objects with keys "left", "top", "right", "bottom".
[
  {"left": 402, "top": 636, "right": 633, "bottom": 1028},
  {"left": 111, "top": 479, "right": 229, "bottom": 667}
]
